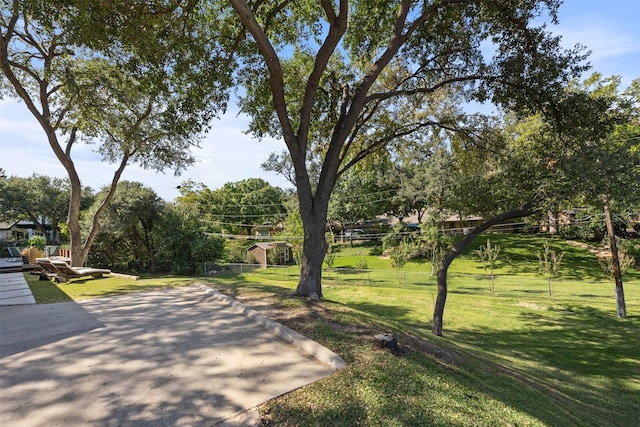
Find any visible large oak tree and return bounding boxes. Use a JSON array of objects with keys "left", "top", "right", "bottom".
[
  {"left": 229, "top": 0, "right": 587, "bottom": 299},
  {"left": 1, "top": 0, "right": 234, "bottom": 265}
]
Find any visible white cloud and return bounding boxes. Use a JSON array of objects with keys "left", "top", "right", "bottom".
[
  {"left": 563, "top": 27, "right": 637, "bottom": 61},
  {"left": 0, "top": 99, "right": 291, "bottom": 201}
]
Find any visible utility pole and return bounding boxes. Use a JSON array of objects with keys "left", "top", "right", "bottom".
[{"left": 603, "top": 196, "right": 626, "bottom": 318}]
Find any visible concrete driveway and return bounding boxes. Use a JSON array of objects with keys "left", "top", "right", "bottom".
[{"left": 0, "top": 285, "right": 344, "bottom": 426}]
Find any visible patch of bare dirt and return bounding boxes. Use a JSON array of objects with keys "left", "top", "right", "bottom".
[
  {"left": 516, "top": 302, "right": 546, "bottom": 310},
  {"left": 565, "top": 240, "right": 611, "bottom": 259}
]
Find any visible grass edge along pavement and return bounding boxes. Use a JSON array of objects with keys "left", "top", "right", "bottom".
[
  {"left": 208, "top": 236, "right": 639, "bottom": 427},
  {"left": 21, "top": 235, "right": 640, "bottom": 426},
  {"left": 23, "top": 273, "right": 198, "bottom": 303},
  {"left": 209, "top": 276, "right": 640, "bottom": 427}
]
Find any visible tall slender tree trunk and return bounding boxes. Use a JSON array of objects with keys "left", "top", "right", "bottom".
[
  {"left": 433, "top": 251, "right": 455, "bottom": 336},
  {"left": 603, "top": 198, "right": 626, "bottom": 318},
  {"left": 432, "top": 203, "right": 535, "bottom": 336}
]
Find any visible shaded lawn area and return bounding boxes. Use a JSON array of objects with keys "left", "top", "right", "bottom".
[
  {"left": 21, "top": 236, "right": 640, "bottom": 426},
  {"left": 208, "top": 271, "right": 640, "bottom": 426}
]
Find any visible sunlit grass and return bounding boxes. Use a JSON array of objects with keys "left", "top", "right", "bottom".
[
  {"left": 21, "top": 234, "right": 640, "bottom": 425},
  {"left": 209, "top": 235, "right": 639, "bottom": 426},
  {"left": 209, "top": 269, "right": 640, "bottom": 426},
  {"left": 24, "top": 272, "right": 195, "bottom": 304}
]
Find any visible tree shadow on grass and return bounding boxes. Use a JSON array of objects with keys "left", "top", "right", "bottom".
[
  {"left": 497, "top": 243, "right": 609, "bottom": 282},
  {"left": 450, "top": 286, "right": 488, "bottom": 295},
  {"left": 325, "top": 296, "right": 639, "bottom": 426},
  {"left": 25, "top": 275, "right": 72, "bottom": 304},
  {"left": 344, "top": 301, "right": 415, "bottom": 323},
  {"left": 449, "top": 305, "right": 640, "bottom": 426}
]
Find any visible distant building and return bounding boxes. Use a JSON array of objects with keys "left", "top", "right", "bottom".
[
  {"left": 251, "top": 222, "right": 283, "bottom": 238},
  {"left": 247, "top": 241, "right": 293, "bottom": 268},
  {"left": 0, "top": 220, "right": 56, "bottom": 243}
]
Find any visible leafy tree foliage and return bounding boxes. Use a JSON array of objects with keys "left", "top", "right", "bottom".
[
  {"left": 1, "top": 0, "right": 234, "bottom": 265},
  {"left": 176, "top": 178, "right": 286, "bottom": 235},
  {"left": 382, "top": 138, "right": 457, "bottom": 223},
  {"left": 87, "top": 181, "right": 165, "bottom": 272},
  {"left": 0, "top": 174, "right": 93, "bottom": 243},
  {"left": 522, "top": 74, "right": 639, "bottom": 318},
  {"left": 280, "top": 209, "right": 304, "bottom": 265},
  {"left": 152, "top": 208, "right": 225, "bottom": 275},
  {"left": 229, "top": 0, "right": 587, "bottom": 300},
  {"left": 328, "top": 159, "right": 391, "bottom": 240},
  {"left": 88, "top": 181, "right": 224, "bottom": 274},
  {"left": 430, "top": 74, "right": 640, "bottom": 334}
]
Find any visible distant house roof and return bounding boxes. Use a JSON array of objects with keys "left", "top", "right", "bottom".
[
  {"left": 252, "top": 221, "right": 282, "bottom": 229},
  {"left": 10, "top": 220, "right": 53, "bottom": 230},
  {"left": 442, "top": 214, "right": 484, "bottom": 222},
  {"left": 247, "top": 241, "right": 292, "bottom": 251}
]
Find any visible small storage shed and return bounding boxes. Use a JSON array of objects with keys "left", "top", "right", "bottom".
[{"left": 247, "top": 241, "right": 293, "bottom": 268}]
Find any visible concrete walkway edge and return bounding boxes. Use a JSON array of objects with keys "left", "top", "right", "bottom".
[
  {"left": 197, "top": 283, "right": 346, "bottom": 371},
  {"left": 0, "top": 272, "right": 35, "bottom": 305}
]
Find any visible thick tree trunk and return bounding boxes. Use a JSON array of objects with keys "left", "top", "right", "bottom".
[
  {"left": 432, "top": 203, "right": 536, "bottom": 336},
  {"left": 295, "top": 210, "right": 328, "bottom": 300},
  {"left": 603, "top": 200, "right": 626, "bottom": 318},
  {"left": 66, "top": 160, "right": 87, "bottom": 267}
]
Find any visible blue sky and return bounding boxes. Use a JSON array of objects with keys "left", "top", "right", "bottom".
[{"left": 1, "top": 0, "right": 638, "bottom": 202}]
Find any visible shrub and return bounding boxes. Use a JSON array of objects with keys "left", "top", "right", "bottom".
[
  {"left": 355, "top": 258, "right": 368, "bottom": 270},
  {"left": 616, "top": 238, "right": 639, "bottom": 269},
  {"left": 225, "top": 240, "right": 248, "bottom": 263},
  {"left": 28, "top": 235, "right": 46, "bottom": 250}
]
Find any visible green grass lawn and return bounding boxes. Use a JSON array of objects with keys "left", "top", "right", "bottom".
[
  {"left": 208, "top": 269, "right": 639, "bottom": 426},
  {"left": 22, "top": 234, "right": 640, "bottom": 426},
  {"left": 211, "top": 235, "right": 640, "bottom": 426},
  {"left": 24, "top": 272, "right": 197, "bottom": 303}
]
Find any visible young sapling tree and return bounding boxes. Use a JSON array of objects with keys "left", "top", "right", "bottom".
[
  {"left": 476, "top": 238, "right": 500, "bottom": 296},
  {"left": 537, "top": 241, "right": 564, "bottom": 299}
]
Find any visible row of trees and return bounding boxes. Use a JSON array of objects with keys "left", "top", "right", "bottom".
[
  {"left": 2, "top": 1, "right": 639, "bottom": 335},
  {"left": 87, "top": 182, "right": 225, "bottom": 275},
  {"left": 0, "top": 174, "right": 224, "bottom": 275}
]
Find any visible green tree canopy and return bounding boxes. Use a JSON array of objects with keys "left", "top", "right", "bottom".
[
  {"left": 429, "top": 73, "right": 640, "bottom": 334},
  {"left": 229, "top": 0, "right": 588, "bottom": 300},
  {"left": 88, "top": 181, "right": 225, "bottom": 274},
  {"left": 176, "top": 178, "right": 286, "bottom": 235},
  {"left": 1, "top": 0, "right": 235, "bottom": 265},
  {"left": 86, "top": 181, "right": 165, "bottom": 272},
  {"left": 0, "top": 174, "right": 93, "bottom": 243}
]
